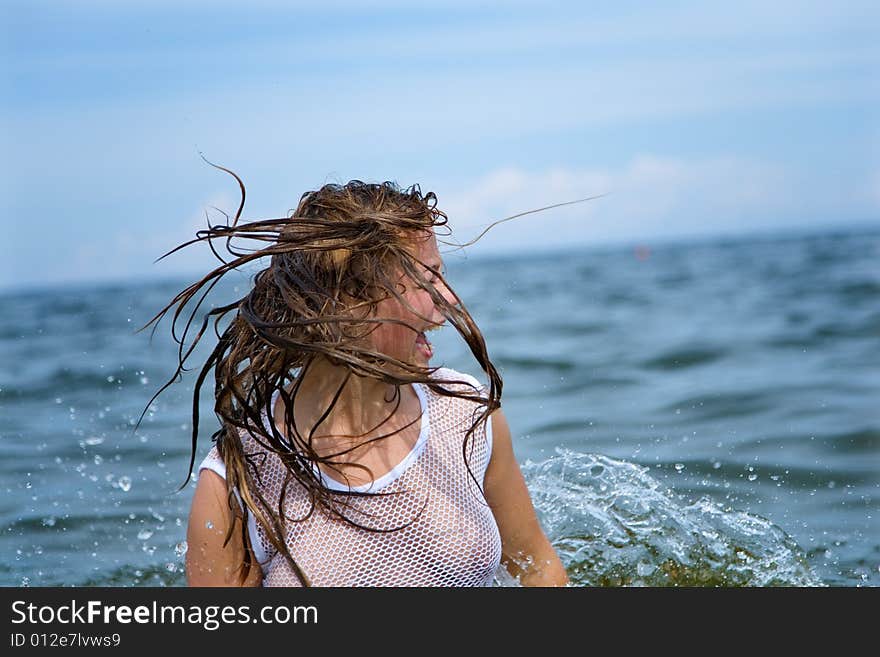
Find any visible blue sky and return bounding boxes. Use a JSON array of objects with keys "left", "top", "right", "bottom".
[{"left": 2, "top": 0, "right": 878, "bottom": 291}]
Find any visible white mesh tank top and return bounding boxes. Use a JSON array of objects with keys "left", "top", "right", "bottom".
[{"left": 198, "top": 367, "right": 503, "bottom": 587}]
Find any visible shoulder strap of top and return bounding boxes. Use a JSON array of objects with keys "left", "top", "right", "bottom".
[{"left": 197, "top": 446, "right": 272, "bottom": 565}]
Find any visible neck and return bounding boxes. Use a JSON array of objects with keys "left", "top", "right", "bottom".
[{"left": 287, "top": 356, "right": 414, "bottom": 442}]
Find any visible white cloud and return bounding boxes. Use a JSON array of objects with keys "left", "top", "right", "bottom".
[
  {"left": 72, "top": 156, "right": 880, "bottom": 283},
  {"left": 3, "top": 154, "right": 873, "bottom": 293},
  {"left": 437, "top": 155, "right": 844, "bottom": 255},
  {"left": 3, "top": 1, "right": 876, "bottom": 291},
  {"left": 111, "top": 154, "right": 857, "bottom": 280}
]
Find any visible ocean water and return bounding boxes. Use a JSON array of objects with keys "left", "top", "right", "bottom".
[{"left": 1, "top": 226, "right": 877, "bottom": 587}]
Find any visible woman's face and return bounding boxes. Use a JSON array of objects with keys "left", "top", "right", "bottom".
[{"left": 367, "top": 231, "right": 455, "bottom": 367}]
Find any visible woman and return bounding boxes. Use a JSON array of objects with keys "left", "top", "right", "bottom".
[{"left": 145, "top": 170, "right": 568, "bottom": 586}]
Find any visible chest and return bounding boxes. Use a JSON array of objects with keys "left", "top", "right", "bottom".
[
  {"left": 249, "top": 382, "right": 501, "bottom": 586},
  {"left": 271, "top": 386, "right": 426, "bottom": 490},
  {"left": 263, "top": 450, "right": 503, "bottom": 587}
]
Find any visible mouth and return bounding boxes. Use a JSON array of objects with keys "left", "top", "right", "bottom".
[{"left": 414, "top": 330, "right": 434, "bottom": 359}]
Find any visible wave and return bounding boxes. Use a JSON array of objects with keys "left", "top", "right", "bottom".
[{"left": 521, "top": 449, "right": 824, "bottom": 587}]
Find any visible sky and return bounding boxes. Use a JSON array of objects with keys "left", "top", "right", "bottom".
[{"left": 1, "top": 0, "right": 878, "bottom": 291}]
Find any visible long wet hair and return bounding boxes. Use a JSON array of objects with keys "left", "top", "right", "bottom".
[{"left": 139, "top": 165, "right": 503, "bottom": 585}]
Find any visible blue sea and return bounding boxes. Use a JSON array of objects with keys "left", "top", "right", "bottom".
[{"left": 1, "top": 225, "right": 878, "bottom": 586}]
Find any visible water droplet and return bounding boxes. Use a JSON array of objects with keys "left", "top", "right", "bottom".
[
  {"left": 712, "top": 461, "right": 721, "bottom": 470},
  {"left": 107, "top": 375, "right": 115, "bottom": 383},
  {"left": 827, "top": 480, "right": 836, "bottom": 489},
  {"left": 205, "top": 520, "right": 214, "bottom": 529},
  {"left": 175, "top": 541, "right": 188, "bottom": 557},
  {"left": 84, "top": 436, "right": 104, "bottom": 446},
  {"left": 137, "top": 529, "right": 153, "bottom": 541},
  {"left": 93, "top": 455, "right": 103, "bottom": 465},
  {"left": 165, "top": 562, "right": 177, "bottom": 573},
  {"left": 140, "top": 376, "right": 149, "bottom": 385},
  {"left": 748, "top": 473, "right": 758, "bottom": 481},
  {"left": 118, "top": 476, "right": 132, "bottom": 492},
  {"left": 674, "top": 463, "right": 684, "bottom": 472},
  {"left": 636, "top": 561, "right": 656, "bottom": 576},
  {"left": 42, "top": 516, "right": 57, "bottom": 527},
  {"left": 21, "top": 576, "right": 30, "bottom": 587}
]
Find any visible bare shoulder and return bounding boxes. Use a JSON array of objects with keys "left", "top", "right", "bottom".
[
  {"left": 482, "top": 408, "right": 570, "bottom": 586},
  {"left": 487, "top": 406, "right": 513, "bottom": 449},
  {"left": 484, "top": 408, "right": 518, "bottom": 494},
  {"left": 188, "top": 469, "right": 237, "bottom": 541},
  {"left": 186, "top": 469, "right": 262, "bottom": 587}
]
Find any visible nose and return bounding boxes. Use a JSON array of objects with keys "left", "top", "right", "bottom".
[
  {"left": 434, "top": 281, "right": 459, "bottom": 315},
  {"left": 435, "top": 275, "right": 458, "bottom": 307}
]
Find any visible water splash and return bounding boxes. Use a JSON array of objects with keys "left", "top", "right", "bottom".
[{"left": 522, "top": 449, "right": 824, "bottom": 587}]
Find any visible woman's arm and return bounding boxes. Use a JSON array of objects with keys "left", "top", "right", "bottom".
[
  {"left": 185, "top": 469, "right": 263, "bottom": 587},
  {"left": 483, "top": 409, "right": 569, "bottom": 586}
]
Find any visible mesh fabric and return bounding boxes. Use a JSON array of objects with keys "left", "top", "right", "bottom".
[{"left": 199, "top": 367, "right": 502, "bottom": 587}]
